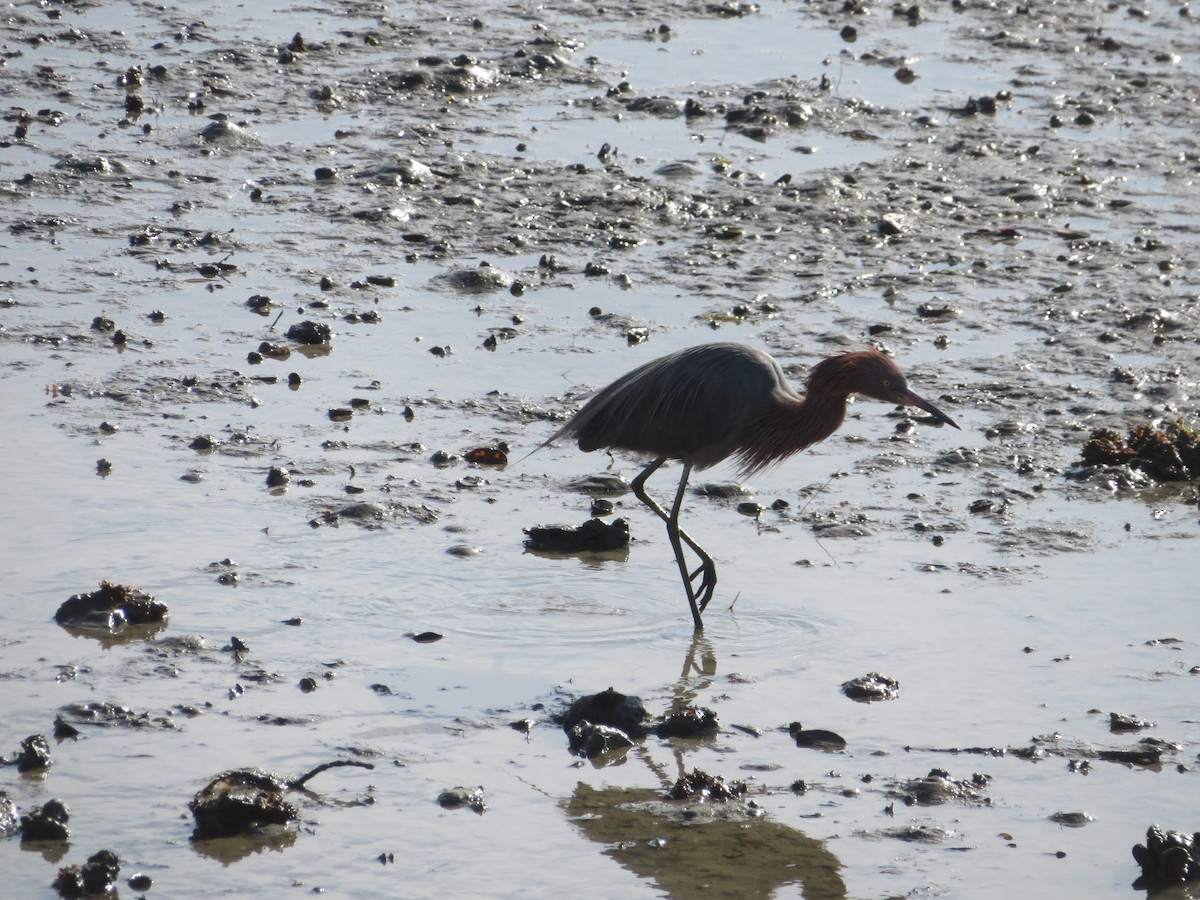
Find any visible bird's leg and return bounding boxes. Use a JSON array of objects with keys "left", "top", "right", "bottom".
[
  {"left": 631, "top": 461, "right": 714, "bottom": 572},
  {"left": 667, "top": 464, "right": 717, "bottom": 619},
  {"left": 631, "top": 458, "right": 717, "bottom": 629}
]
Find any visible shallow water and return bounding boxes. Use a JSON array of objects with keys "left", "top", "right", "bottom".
[{"left": 2, "top": 0, "right": 1199, "bottom": 897}]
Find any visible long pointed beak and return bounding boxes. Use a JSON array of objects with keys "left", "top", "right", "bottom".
[{"left": 900, "top": 390, "right": 960, "bottom": 429}]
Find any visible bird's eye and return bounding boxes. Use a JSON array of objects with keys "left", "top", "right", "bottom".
[{"left": 882, "top": 379, "right": 893, "bottom": 389}]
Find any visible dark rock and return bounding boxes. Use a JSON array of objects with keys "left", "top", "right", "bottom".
[
  {"left": 842, "top": 672, "right": 900, "bottom": 702},
  {"left": 1132, "top": 824, "right": 1200, "bottom": 888},
  {"left": 53, "top": 866, "right": 85, "bottom": 898},
  {"left": 16, "top": 734, "right": 51, "bottom": 772},
  {"left": 567, "top": 721, "right": 635, "bottom": 759},
  {"left": 523, "top": 517, "right": 630, "bottom": 553},
  {"left": 437, "top": 786, "right": 487, "bottom": 813},
  {"left": 286, "top": 320, "right": 333, "bottom": 345},
  {"left": 54, "top": 583, "right": 168, "bottom": 633},
  {"left": 655, "top": 706, "right": 719, "bottom": 739},
  {"left": 189, "top": 768, "right": 298, "bottom": 839},
  {"left": 668, "top": 768, "right": 747, "bottom": 801},
  {"left": 128, "top": 873, "right": 153, "bottom": 890},
  {"left": 1110, "top": 711, "right": 1154, "bottom": 732},
  {"left": 81, "top": 850, "right": 121, "bottom": 894},
  {"left": 20, "top": 799, "right": 70, "bottom": 841},
  {"left": 560, "top": 687, "right": 650, "bottom": 737},
  {"left": 789, "top": 722, "right": 847, "bottom": 751}
]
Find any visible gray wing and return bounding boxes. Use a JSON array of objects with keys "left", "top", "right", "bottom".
[{"left": 548, "top": 343, "right": 794, "bottom": 469}]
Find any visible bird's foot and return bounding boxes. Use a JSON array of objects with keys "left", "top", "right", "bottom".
[{"left": 689, "top": 560, "right": 718, "bottom": 614}]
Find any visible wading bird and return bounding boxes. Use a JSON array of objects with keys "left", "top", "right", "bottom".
[{"left": 545, "top": 342, "right": 959, "bottom": 630}]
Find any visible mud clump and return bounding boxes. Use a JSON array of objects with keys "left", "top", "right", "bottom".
[
  {"left": 559, "top": 688, "right": 650, "bottom": 737},
  {"left": 57, "top": 701, "right": 177, "bottom": 731},
  {"left": 842, "top": 672, "right": 901, "bottom": 702},
  {"left": 20, "top": 799, "right": 71, "bottom": 841},
  {"left": 523, "top": 517, "right": 630, "bottom": 553},
  {"left": 54, "top": 582, "right": 168, "bottom": 634},
  {"left": 567, "top": 721, "right": 636, "bottom": 760},
  {"left": 1132, "top": 824, "right": 1200, "bottom": 889},
  {"left": 668, "top": 768, "right": 747, "bottom": 802},
  {"left": 655, "top": 705, "right": 720, "bottom": 739},
  {"left": 437, "top": 786, "right": 487, "bottom": 814},
  {"left": 892, "top": 769, "right": 992, "bottom": 807},
  {"left": 1080, "top": 420, "right": 1200, "bottom": 483},
  {"left": 53, "top": 849, "right": 121, "bottom": 897},
  {"left": 13, "top": 734, "right": 52, "bottom": 772},
  {"left": 559, "top": 687, "right": 651, "bottom": 760},
  {"left": 189, "top": 769, "right": 299, "bottom": 839},
  {"left": 189, "top": 760, "right": 374, "bottom": 839},
  {"left": 285, "top": 320, "right": 332, "bottom": 345}
]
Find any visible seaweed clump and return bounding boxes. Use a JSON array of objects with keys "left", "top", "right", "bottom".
[{"left": 1080, "top": 419, "right": 1200, "bottom": 483}]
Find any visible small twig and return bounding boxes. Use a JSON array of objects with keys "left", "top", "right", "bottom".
[
  {"left": 796, "top": 473, "right": 835, "bottom": 516},
  {"left": 290, "top": 759, "right": 374, "bottom": 790}
]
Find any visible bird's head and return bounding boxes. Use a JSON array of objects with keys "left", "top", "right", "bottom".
[{"left": 810, "top": 350, "right": 960, "bottom": 429}]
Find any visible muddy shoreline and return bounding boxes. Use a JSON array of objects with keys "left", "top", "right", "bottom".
[{"left": 2, "top": 0, "right": 1199, "bottom": 897}]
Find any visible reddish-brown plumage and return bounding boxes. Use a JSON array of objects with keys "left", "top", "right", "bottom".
[{"left": 544, "top": 342, "right": 958, "bottom": 630}]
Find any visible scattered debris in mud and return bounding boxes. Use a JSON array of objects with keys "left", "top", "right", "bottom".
[
  {"left": 57, "top": 701, "right": 177, "bottom": 732},
  {"left": 889, "top": 769, "right": 992, "bottom": 807},
  {"left": 309, "top": 501, "right": 440, "bottom": 529},
  {"left": 874, "top": 824, "right": 958, "bottom": 844},
  {"left": 912, "top": 731, "right": 1172, "bottom": 769}
]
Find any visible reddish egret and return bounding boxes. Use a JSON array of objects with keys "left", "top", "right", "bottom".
[{"left": 545, "top": 342, "right": 959, "bottom": 630}]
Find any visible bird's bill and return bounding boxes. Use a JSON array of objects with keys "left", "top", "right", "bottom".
[{"left": 900, "top": 390, "right": 960, "bottom": 429}]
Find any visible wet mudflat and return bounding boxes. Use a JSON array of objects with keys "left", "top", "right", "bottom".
[{"left": 2, "top": 0, "right": 1199, "bottom": 897}]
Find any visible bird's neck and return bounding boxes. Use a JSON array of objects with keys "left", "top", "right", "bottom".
[{"left": 735, "top": 390, "right": 849, "bottom": 478}]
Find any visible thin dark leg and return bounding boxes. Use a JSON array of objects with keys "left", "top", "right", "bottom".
[
  {"left": 631, "top": 460, "right": 713, "bottom": 570},
  {"left": 631, "top": 457, "right": 717, "bottom": 629},
  {"left": 667, "top": 465, "right": 716, "bottom": 619}
]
